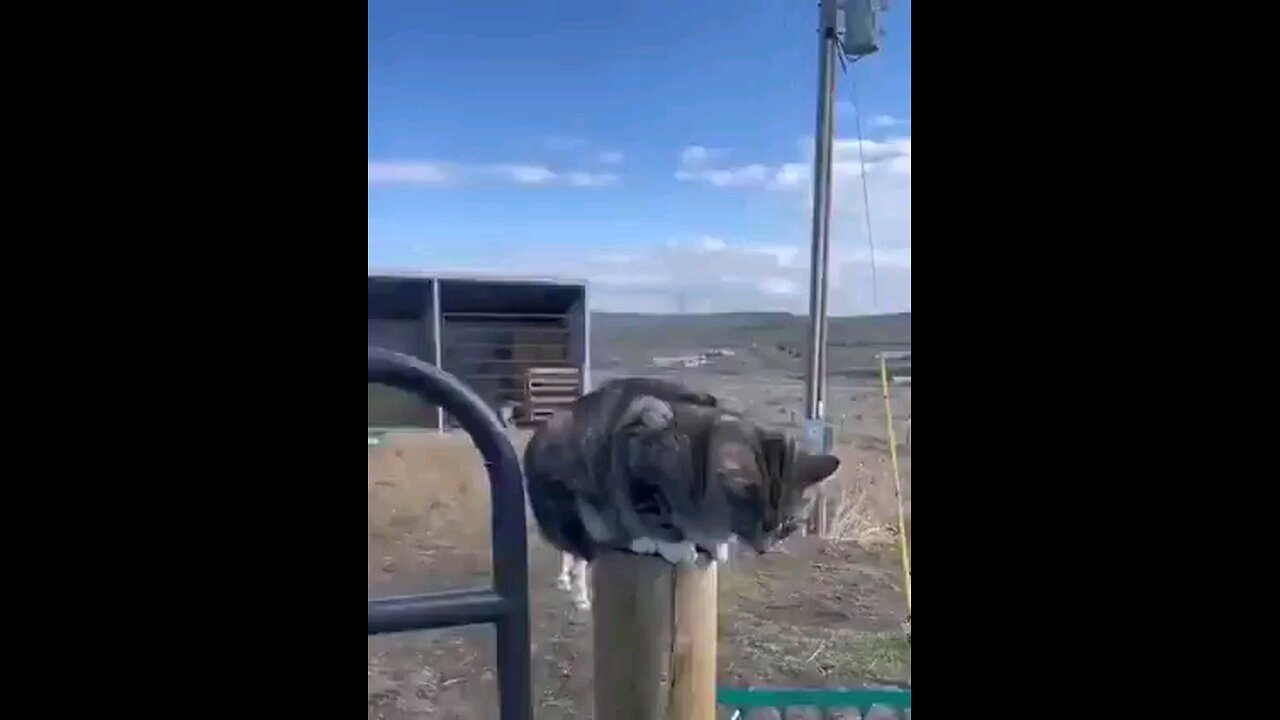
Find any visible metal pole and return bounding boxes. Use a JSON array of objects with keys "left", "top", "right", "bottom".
[
  {"left": 804, "top": 0, "right": 839, "bottom": 422},
  {"left": 432, "top": 278, "right": 444, "bottom": 433},
  {"left": 582, "top": 283, "right": 591, "bottom": 393}
]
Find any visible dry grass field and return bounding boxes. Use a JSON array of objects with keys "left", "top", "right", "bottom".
[{"left": 368, "top": 429, "right": 910, "bottom": 719}]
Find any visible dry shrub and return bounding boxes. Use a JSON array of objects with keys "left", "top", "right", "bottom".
[{"left": 823, "top": 449, "right": 904, "bottom": 548}]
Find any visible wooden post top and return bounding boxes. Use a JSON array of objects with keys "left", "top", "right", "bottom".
[{"left": 591, "top": 551, "right": 718, "bottom": 720}]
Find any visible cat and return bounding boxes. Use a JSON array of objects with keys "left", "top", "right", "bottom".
[
  {"left": 523, "top": 377, "right": 839, "bottom": 608},
  {"left": 528, "top": 378, "right": 720, "bottom": 608}
]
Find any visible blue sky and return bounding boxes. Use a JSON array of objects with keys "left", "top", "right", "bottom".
[{"left": 369, "top": 0, "right": 911, "bottom": 314}]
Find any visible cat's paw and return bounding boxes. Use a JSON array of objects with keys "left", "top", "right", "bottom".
[
  {"left": 573, "top": 594, "right": 592, "bottom": 611},
  {"left": 624, "top": 396, "right": 673, "bottom": 429},
  {"left": 655, "top": 540, "right": 698, "bottom": 564},
  {"left": 714, "top": 542, "right": 730, "bottom": 563},
  {"left": 640, "top": 400, "right": 674, "bottom": 428},
  {"left": 629, "top": 537, "right": 658, "bottom": 555},
  {"left": 555, "top": 573, "right": 572, "bottom": 591}
]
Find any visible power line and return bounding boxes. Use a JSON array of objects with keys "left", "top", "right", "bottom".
[{"left": 838, "top": 41, "right": 881, "bottom": 311}]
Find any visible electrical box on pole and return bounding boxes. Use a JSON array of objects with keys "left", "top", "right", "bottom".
[{"left": 841, "top": 0, "right": 886, "bottom": 58}]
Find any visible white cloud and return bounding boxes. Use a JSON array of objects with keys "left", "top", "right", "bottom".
[
  {"left": 869, "top": 114, "right": 910, "bottom": 128},
  {"left": 421, "top": 233, "right": 910, "bottom": 314},
  {"left": 759, "top": 276, "right": 799, "bottom": 296},
  {"left": 543, "top": 137, "right": 625, "bottom": 166},
  {"left": 379, "top": 131, "right": 909, "bottom": 314},
  {"left": 694, "top": 235, "right": 727, "bottom": 252},
  {"left": 680, "top": 145, "right": 712, "bottom": 167},
  {"left": 831, "top": 137, "right": 911, "bottom": 165},
  {"left": 589, "top": 272, "right": 671, "bottom": 288},
  {"left": 566, "top": 171, "right": 620, "bottom": 188},
  {"left": 866, "top": 247, "right": 912, "bottom": 269},
  {"left": 772, "top": 163, "right": 810, "bottom": 190},
  {"left": 658, "top": 133, "right": 912, "bottom": 314},
  {"left": 883, "top": 155, "right": 910, "bottom": 176},
  {"left": 677, "top": 163, "right": 773, "bottom": 188},
  {"left": 675, "top": 146, "right": 773, "bottom": 187},
  {"left": 367, "top": 162, "right": 454, "bottom": 185},
  {"left": 486, "top": 164, "right": 558, "bottom": 185},
  {"left": 369, "top": 159, "right": 621, "bottom": 188},
  {"left": 592, "top": 235, "right": 823, "bottom": 311},
  {"left": 677, "top": 136, "right": 909, "bottom": 191},
  {"left": 745, "top": 245, "right": 803, "bottom": 268}
]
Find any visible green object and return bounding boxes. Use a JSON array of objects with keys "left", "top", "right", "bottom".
[{"left": 716, "top": 687, "right": 910, "bottom": 712}]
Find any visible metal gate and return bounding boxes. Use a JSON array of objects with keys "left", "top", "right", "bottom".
[{"left": 368, "top": 346, "right": 533, "bottom": 720}]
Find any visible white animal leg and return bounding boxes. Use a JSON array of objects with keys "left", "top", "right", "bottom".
[
  {"left": 571, "top": 557, "right": 591, "bottom": 610},
  {"left": 714, "top": 542, "right": 730, "bottom": 563},
  {"left": 556, "top": 552, "right": 573, "bottom": 591}
]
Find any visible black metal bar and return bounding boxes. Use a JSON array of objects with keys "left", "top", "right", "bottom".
[
  {"left": 368, "top": 589, "right": 509, "bottom": 635},
  {"left": 368, "top": 347, "right": 532, "bottom": 720}
]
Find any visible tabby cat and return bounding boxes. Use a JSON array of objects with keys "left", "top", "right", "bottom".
[{"left": 523, "top": 378, "right": 838, "bottom": 607}]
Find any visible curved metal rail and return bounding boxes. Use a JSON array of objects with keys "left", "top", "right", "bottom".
[{"left": 367, "top": 347, "right": 531, "bottom": 720}]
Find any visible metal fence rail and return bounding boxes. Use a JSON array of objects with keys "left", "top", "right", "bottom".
[
  {"left": 718, "top": 687, "right": 911, "bottom": 717},
  {"left": 367, "top": 346, "right": 532, "bottom": 720}
]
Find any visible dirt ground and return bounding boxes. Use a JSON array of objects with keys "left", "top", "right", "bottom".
[{"left": 368, "top": 431, "right": 911, "bottom": 720}]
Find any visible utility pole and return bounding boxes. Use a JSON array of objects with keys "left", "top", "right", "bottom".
[
  {"left": 804, "top": 0, "right": 885, "bottom": 429},
  {"left": 803, "top": 0, "right": 840, "bottom": 426},
  {"left": 802, "top": 0, "right": 884, "bottom": 537},
  {"left": 801, "top": 0, "right": 841, "bottom": 538}
]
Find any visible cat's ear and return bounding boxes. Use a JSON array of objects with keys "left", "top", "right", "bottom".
[
  {"left": 795, "top": 452, "right": 840, "bottom": 487},
  {"left": 759, "top": 432, "right": 788, "bottom": 479}
]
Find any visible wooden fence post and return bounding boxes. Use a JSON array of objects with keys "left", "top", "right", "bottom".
[{"left": 592, "top": 551, "right": 717, "bottom": 720}]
